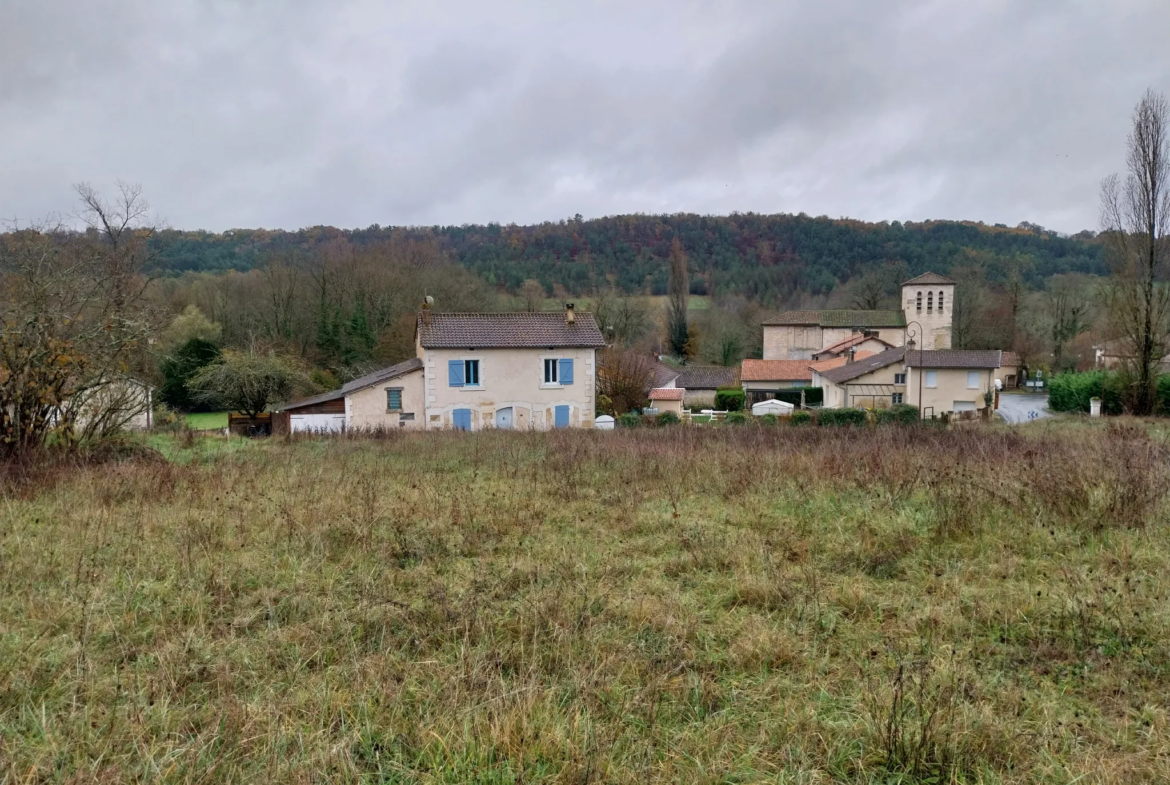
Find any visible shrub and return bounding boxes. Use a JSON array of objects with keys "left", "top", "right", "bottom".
[
  {"left": 759, "top": 413, "right": 779, "bottom": 425},
  {"left": 595, "top": 394, "right": 615, "bottom": 417},
  {"left": 725, "top": 411, "right": 748, "bottom": 425},
  {"left": 617, "top": 412, "right": 641, "bottom": 428},
  {"left": 1048, "top": 371, "right": 1123, "bottom": 414},
  {"left": 791, "top": 410, "right": 813, "bottom": 426},
  {"left": 656, "top": 411, "right": 680, "bottom": 426},
  {"left": 819, "top": 408, "right": 868, "bottom": 427},
  {"left": 715, "top": 388, "right": 745, "bottom": 412},
  {"left": 875, "top": 404, "right": 920, "bottom": 425}
]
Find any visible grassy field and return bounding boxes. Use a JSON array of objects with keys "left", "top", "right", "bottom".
[
  {"left": 2, "top": 422, "right": 1170, "bottom": 782},
  {"left": 185, "top": 411, "right": 229, "bottom": 431}
]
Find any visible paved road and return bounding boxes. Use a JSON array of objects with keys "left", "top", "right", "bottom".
[{"left": 997, "top": 392, "right": 1052, "bottom": 424}]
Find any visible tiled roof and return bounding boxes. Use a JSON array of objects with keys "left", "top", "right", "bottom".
[
  {"left": 741, "top": 359, "right": 814, "bottom": 382},
  {"left": 809, "top": 351, "right": 876, "bottom": 373},
  {"left": 819, "top": 347, "right": 907, "bottom": 384},
  {"left": 674, "top": 365, "right": 739, "bottom": 389},
  {"left": 817, "top": 333, "right": 894, "bottom": 356},
  {"left": 341, "top": 357, "right": 424, "bottom": 394},
  {"left": 653, "top": 361, "right": 681, "bottom": 388},
  {"left": 902, "top": 272, "right": 956, "bottom": 286},
  {"left": 649, "top": 387, "right": 684, "bottom": 401},
  {"left": 280, "top": 357, "right": 424, "bottom": 411},
  {"left": 998, "top": 351, "right": 1021, "bottom": 368},
  {"left": 762, "top": 309, "right": 906, "bottom": 328},
  {"left": 904, "top": 349, "right": 1002, "bottom": 369},
  {"left": 417, "top": 311, "right": 606, "bottom": 349}
]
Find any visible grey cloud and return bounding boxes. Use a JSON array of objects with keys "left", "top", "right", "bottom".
[{"left": 2, "top": 0, "right": 1169, "bottom": 232}]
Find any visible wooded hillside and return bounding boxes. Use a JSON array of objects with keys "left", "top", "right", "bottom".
[{"left": 148, "top": 214, "right": 1104, "bottom": 307}]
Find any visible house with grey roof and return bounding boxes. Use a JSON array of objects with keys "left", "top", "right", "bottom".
[
  {"left": 277, "top": 357, "right": 425, "bottom": 432},
  {"left": 415, "top": 304, "right": 606, "bottom": 430},
  {"left": 762, "top": 272, "right": 955, "bottom": 360}
]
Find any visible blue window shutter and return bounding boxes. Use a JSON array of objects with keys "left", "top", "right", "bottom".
[
  {"left": 559, "top": 358, "right": 574, "bottom": 385},
  {"left": 448, "top": 360, "right": 464, "bottom": 387},
  {"left": 555, "top": 405, "right": 570, "bottom": 428}
]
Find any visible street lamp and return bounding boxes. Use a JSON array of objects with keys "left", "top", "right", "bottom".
[{"left": 905, "top": 320, "right": 923, "bottom": 420}]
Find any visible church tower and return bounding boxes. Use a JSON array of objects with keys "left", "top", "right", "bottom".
[{"left": 901, "top": 272, "right": 955, "bottom": 349}]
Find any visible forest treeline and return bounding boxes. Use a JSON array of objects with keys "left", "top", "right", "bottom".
[{"left": 147, "top": 213, "right": 1104, "bottom": 306}]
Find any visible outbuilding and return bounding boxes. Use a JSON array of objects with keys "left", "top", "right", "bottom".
[{"left": 277, "top": 357, "right": 425, "bottom": 433}]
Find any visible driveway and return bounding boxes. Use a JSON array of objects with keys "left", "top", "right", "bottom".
[{"left": 997, "top": 392, "right": 1052, "bottom": 424}]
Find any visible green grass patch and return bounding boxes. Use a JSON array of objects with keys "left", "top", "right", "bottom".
[{"left": 185, "top": 410, "right": 228, "bottom": 430}]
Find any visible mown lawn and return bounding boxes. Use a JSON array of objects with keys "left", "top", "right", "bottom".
[
  {"left": 185, "top": 410, "right": 229, "bottom": 430},
  {"left": 2, "top": 422, "right": 1169, "bottom": 782}
]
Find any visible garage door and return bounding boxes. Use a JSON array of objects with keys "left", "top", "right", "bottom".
[{"left": 291, "top": 414, "right": 346, "bottom": 433}]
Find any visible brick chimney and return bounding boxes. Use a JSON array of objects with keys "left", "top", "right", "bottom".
[
  {"left": 421, "top": 298, "right": 432, "bottom": 326},
  {"left": 565, "top": 302, "right": 575, "bottom": 325}
]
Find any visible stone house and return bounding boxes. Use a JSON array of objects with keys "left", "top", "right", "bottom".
[{"left": 761, "top": 272, "right": 956, "bottom": 360}]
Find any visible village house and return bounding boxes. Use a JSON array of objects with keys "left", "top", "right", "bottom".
[
  {"left": 811, "top": 332, "right": 895, "bottom": 361},
  {"left": 812, "top": 347, "right": 907, "bottom": 409},
  {"left": 278, "top": 358, "right": 425, "bottom": 433},
  {"left": 279, "top": 304, "right": 605, "bottom": 432},
  {"left": 740, "top": 352, "right": 876, "bottom": 406},
  {"left": 417, "top": 306, "right": 605, "bottom": 430},
  {"left": 904, "top": 349, "right": 1002, "bottom": 417},
  {"left": 762, "top": 272, "right": 956, "bottom": 359},
  {"left": 671, "top": 365, "right": 739, "bottom": 409}
]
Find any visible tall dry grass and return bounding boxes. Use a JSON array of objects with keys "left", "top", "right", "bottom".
[{"left": 2, "top": 421, "right": 1169, "bottom": 782}]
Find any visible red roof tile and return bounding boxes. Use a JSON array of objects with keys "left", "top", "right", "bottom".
[
  {"left": 649, "top": 387, "right": 684, "bottom": 401},
  {"left": 417, "top": 311, "right": 606, "bottom": 349}
]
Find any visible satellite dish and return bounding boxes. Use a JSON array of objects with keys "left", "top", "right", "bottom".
[{"left": 425, "top": 295, "right": 434, "bottom": 306}]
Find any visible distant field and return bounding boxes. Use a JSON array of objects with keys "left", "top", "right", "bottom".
[
  {"left": 3, "top": 421, "right": 1169, "bottom": 781},
  {"left": 185, "top": 410, "right": 228, "bottom": 430}
]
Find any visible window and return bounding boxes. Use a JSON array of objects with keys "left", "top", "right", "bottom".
[
  {"left": 894, "top": 373, "right": 906, "bottom": 385},
  {"left": 542, "top": 357, "right": 574, "bottom": 386},
  {"left": 400, "top": 412, "right": 414, "bottom": 422},
  {"left": 927, "top": 291, "right": 933, "bottom": 314},
  {"left": 938, "top": 291, "right": 945, "bottom": 313},
  {"left": 916, "top": 291, "right": 922, "bottom": 313},
  {"left": 967, "top": 370, "right": 979, "bottom": 389},
  {"left": 386, "top": 388, "right": 402, "bottom": 411},
  {"left": 448, "top": 359, "right": 481, "bottom": 387},
  {"left": 892, "top": 393, "right": 903, "bottom": 404},
  {"left": 925, "top": 370, "right": 938, "bottom": 388}
]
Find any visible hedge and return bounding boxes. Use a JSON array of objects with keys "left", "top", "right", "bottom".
[
  {"left": 818, "top": 407, "right": 868, "bottom": 427},
  {"left": 724, "top": 411, "right": 748, "bottom": 425},
  {"left": 791, "top": 411, "right": 813, "bottom": 426},
  {"left": 874, "top": 404, "right": 920, "bottom": 425},
  {"left": 715, "top": 388, "right": 745, "bottom": 412},
  {"left": 1047, "top": 371, "right": 1124, "bottom": 414},
  {"left": 768, "top": 386, "right": 824, "bottom": 407}
]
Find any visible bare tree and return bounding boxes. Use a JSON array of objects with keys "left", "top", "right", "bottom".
[
  {"left": 519, "top": 279, "right": 546, "bottom": 312},
  {"left": 0, "top": 183, "right": 162, "bottom": 457},
  {"left": 593, "top": 289, "right": 652, "bottom": 348},
  {"left": 597, "top": 348, "right": 656, "bottom": 414},
  {"left": 1101, "top": 88, "right": 1170, "bottom": 414},
  {"left": 1042, "top": 276, "right": 1093, "bottom": 371},
  {"left": 665, "top": 238, "right": 689, "bottom": 357}
]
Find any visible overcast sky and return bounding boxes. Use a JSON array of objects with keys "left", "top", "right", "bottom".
[{"left": 2, "top": 1, "right": 1168, "bottom": 234}]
